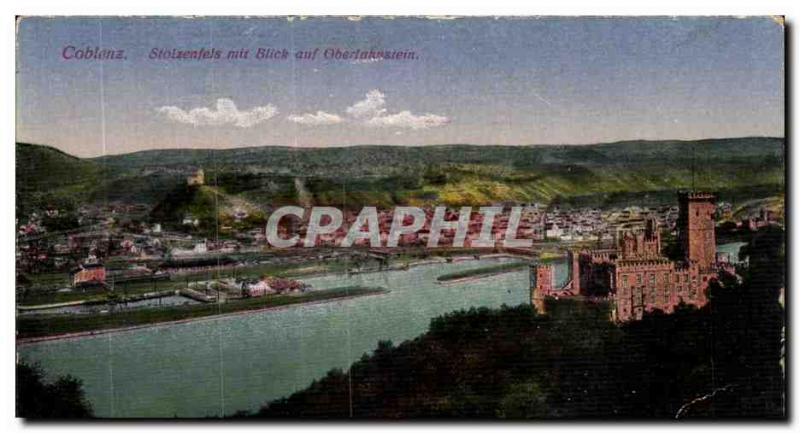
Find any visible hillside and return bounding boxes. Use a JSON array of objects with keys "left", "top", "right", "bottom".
[
  {"left": 15, "top": 143, "right": 102, "bottom": 216},
  {"left": 93, "top": 137, "right": 786, "bottom": 209},
  {"left": 149, "top": 183, "right": 266, "bottom": 234},
  {"left": 16, "top": 137, "right": 785, "bottom": 217}
]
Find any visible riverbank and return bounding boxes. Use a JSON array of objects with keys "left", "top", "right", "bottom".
[
  {"left": 436, "top": 262, "right": 529, "bottom": 284},
  {"left": 16, "top": 252, "right": 535, "bottom": 417},
  {"left": 16, "top": 286, "right": 387, "bottom": 343},
  {"left": 346, "top": 252, "right": 531, "bottom": 276},
  {"left": 16, "top": 254, "right": 525, "bottom": 342},
  {"left": 17, "top": 289, "right": 184, "bottom": 312}
]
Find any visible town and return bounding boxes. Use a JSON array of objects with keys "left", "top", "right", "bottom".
[{"left": 15, "top": 170, "right": 781, "bottom": 332}]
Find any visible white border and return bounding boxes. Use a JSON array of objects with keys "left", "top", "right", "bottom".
[
  {"left": 2, "top": 1, "right": 795, "bottom": 16},
  {"left": 2, "top": 1, "right": 796, "bottom": 432}
]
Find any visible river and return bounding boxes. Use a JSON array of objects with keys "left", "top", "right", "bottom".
[
  {"left": 16, "top": 243, "right": 744, "bottom": 418},
  {"left": 18, "top": 256, "right": 532, "bottom": 418}
]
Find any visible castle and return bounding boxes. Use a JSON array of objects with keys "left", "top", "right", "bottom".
[
  {"left": 531, "top": 191, "right": 736, "bottom": 322},
  {"left": 187, "top": 168, "right": 205, "bottom": 186}
]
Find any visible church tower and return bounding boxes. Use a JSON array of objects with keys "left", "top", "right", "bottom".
[{"left": 678, "top": 191, "right": 716, "bottom": 270}]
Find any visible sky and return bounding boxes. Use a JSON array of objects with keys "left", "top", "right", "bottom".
[{"left": 16, "top": 16, "right": 784, "bottom": 158}]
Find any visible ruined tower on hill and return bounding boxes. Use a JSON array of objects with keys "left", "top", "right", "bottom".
[{"left": 187, "top": 168, "right": 205, "bottom": 186}]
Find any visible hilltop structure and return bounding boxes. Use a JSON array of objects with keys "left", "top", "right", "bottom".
[
  {"left": 186, "top": 168, "right": 205, "bottom": 186},
  {"left": 531, "top": 191, "right": 736, "bottom": 322}
]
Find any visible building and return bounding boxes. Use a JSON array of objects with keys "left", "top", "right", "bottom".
[
  {"left": 242, "top": 276, "right": 308, "bottom": 297},
  {"left": 70, "top": 263, "right": 107, "bottom": 288},
  {"left": 187, "top": 168, "right": 205, "bottom": 186},
  {"left": 244, "top": 278, "right": 276, "bottom": 297},
  {"left": 531, "top": 191, "right": 736, "bottom": 322}
]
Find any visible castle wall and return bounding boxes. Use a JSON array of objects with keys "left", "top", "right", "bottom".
[
  {"left": 577, "top": 250, "right": 616, "bottom": 297},
  {"left": 612, "top": 259, "right": 715, "bottom": 321}
]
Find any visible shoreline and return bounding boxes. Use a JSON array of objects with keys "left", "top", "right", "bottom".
[
  {"left": 17, "top": 254, "right": 527, "bottom": 345},
  {"left": 342, "top": 252, "right": 529, "bottom": 277},
  {"left": 16, "top": 289, "right": 387, "bottom": 346},
  {"left": 436, "top": 266, "right": 528, "bottom": 286}
]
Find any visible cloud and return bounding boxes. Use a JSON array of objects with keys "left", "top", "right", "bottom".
[
  {"left": 156, "top": 98, "right": 277, "bottom": 128},
  {"left": 287, "top": 111, "right": 343, "bottom": 125},
  {"left": 365, "top": 111, "right": 450, "bottom": 130},
  {"left": 345, "top": 89, "right": 387, "bottom": 119},
  {"left": 346, "top": 89, "right": 449, "bottom": 129},
  {"left": 345, "top": 89, "right": 386, "bottom": 119},
  {"left": 159, "top": 91, "right": 449, "bottom": 131}
]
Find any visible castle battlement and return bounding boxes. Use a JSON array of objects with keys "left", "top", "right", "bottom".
[
  {"left": 680, "top": 191, "right": 716, "bottom": 201},
  {"left": 616, "top": 259, "right": 673, "bottom": 270}
]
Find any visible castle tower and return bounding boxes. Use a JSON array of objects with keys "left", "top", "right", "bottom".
[
  {"left": 568, "top": 249, "right": 581, "bottom": 295},
  {"left": 619, "top": 218, "right": 661, "bottom": 259},
  {"left": 678, "top": 191, "right": 716, "bottom": 270},
  {"left": 644, "top": 218, "right": 661, "bottom": 256},
  {"left": 530, "top": 263, "right": 553, "bottom": 314}
]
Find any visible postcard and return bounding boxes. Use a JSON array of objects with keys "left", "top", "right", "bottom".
[{"left": 15, "top": 16, "right": 785, "bottom": 419}]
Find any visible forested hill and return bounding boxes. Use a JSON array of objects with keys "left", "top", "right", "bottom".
[
  {"left": 92, "top": 137, "right": 784, "bottom": 176},
  {"left": 16, "top": 137, "right": 785, "bottom": 216}
]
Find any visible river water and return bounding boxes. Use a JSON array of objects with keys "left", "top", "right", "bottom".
[
  {"left": 16, "top": 243, "right": 744, "bottom": 418},
  {"left": 18, "top": 256, "right": 532, "bottom": 418},
  {"left": 716, "top": 241, "right": 747, "bottom": 263}
]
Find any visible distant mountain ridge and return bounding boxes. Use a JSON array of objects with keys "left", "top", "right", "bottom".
[
  {"left": 90, "top": 137, "right": 784, "bottom": 172},
  {"left": 16, "top": 137, "right": 785, "bottom": 217}
]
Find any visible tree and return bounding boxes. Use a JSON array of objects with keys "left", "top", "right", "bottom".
[{"left": 16, "top": 363, "right": 93, "bottom": 418}]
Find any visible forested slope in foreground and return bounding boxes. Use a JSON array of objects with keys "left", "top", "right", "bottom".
[{"left": 246, "top": 227, "right": 784, "bottom": 419}]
